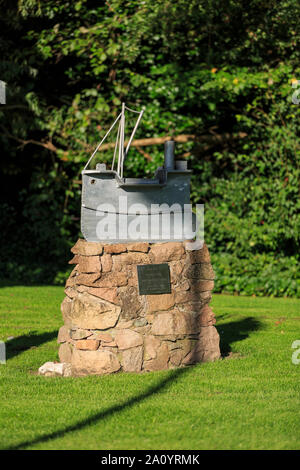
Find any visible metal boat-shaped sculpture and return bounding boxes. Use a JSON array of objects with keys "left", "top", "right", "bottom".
[{"left": 81, "top": 104, "right": 196, "bottom": 243}]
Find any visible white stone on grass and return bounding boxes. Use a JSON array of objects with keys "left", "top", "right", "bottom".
[{"left": 38, "top": 361, "right": 72, "bottom": 377}]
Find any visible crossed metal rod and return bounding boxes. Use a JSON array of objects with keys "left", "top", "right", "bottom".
[{"left": 84, "top": 103, "right": 144, "bottom": 178}]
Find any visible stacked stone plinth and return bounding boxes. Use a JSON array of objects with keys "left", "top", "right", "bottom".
[{"left": 58, "top": 239, "right": 220, "bottom": 376}]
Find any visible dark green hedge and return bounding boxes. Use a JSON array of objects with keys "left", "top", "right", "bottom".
[{"left": 0, "top": 0, "right": 299, "bottom": 296}]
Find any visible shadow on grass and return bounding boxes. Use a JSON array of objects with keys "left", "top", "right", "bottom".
[
  {"left": 4, "top": 366, "right": 193, "bottom": 450},
  {"left": 6, "top": 331, "right": 57, "bottom": 360},
  {"left": 3, "top": 316, "right": 262, "bottom": 450},
  {"left": 216, "top": 316, "right": 262, "bottom": 357}
]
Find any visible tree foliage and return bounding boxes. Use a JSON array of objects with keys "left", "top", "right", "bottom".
[{"left": 0, "top": 0, "right": 299, "bottom": 295}]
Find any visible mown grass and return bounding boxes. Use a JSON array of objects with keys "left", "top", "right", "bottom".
[{"left": 0, "top": 285, "right": 299, "bottom": 450}]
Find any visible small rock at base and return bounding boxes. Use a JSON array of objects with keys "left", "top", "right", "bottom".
[{"left": 38, "top": 361, "right": 72, "bottom": 377}]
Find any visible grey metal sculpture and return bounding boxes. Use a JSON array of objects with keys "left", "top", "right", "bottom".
[{"left": 81, "top": 103, "right": 196, "bottom": 243}]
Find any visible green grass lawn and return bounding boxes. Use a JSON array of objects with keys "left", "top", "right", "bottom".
[{"left": 0, "top": 285, "right": 299, "bottom": 450}]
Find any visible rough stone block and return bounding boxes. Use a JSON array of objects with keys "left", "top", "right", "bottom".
[
  {"left": 75, "top": 339, "right": 100, "bottom": 350},
  {"left": 121, "top": 346, "right": 143, "bottom": 372},
  {"left": 65, "top": 292, "right": 120, "bottom": 329},
  {"left": 185, "top": 263, "right": 215, "bottom": 280},
  {"left": 68, "top": 254, "right": 81, "bottom": 265},
  {"left": 90, "top": 332, "right": 113, "bottom": 342},
  {"left": 134, "top": 318, "right": 148, "bottom": 327},
  {"left": 185, "top": 243, "right": 211, "bottom": 263},
  {"left": 150, "top": 242, "right": 185, "bottom": 262},
  {"left": 76, "top": 285, "right": 90, "bottom": 293},
  {"left": 182, "top": 326, "right": 220, "bottom": 364},
  {"left": 78, "top": 256, "right": 101, "bottom": 274},
  {"left": 57, "top": 325, "right": 70, "bottom": 343},
  {"left": 58, "top": 342, "right": 73, "bottom": 363},
  {"left": 104, "top": 244, "right": 127, "bottom": 254},
  {"left": 61, "top": 297, "right": 73, "bottom": 324},
  {"left": 198, "top": 304, "right": 216, "bottom": 326},
  {"left": 127, "top": 267, "right": 138, "bottom": 287},
  {"left": 169, "top": 260, "right": 185, "bottom": 283},
  {"left": 115, "top": 320, "right": 134, "bottom": 329},
  {"left": 101, "top": 254, "right": 112, "bottom": 272},
  {"left": 146, "top": 293, "right": 175, "bottom": 312},
  {"left": 189, "top": 280, "right": 214, "bottom": 292},
  {"left": 64, "top": 287, "right": 78, "bottom": 299},
  {"left": 118, "top": 286, "right": 142, "bottom": 320},
  {"left": 71, "top": 349, "right": 120, "bottom": 375},
  {"left": 113, "top": 252, "right": 149, "bottom": 270},
  {"left": 65, "top": 274, "right": 77, "bottom": 288},
  {"left": 75, "top": 273, "right": 100, "bottom": 287},
  {"left": 88, "top": 287, "right": 118, "bottom": 304},
  {"left": 175, "top": 289, "right": 199, "bottom": 304},
  {"left": 71, "top": 239, "right": 103, "bottom": 256},
  {"left": 70, "top": 328, "right": 92, "bottom": 340},
  {"left": 93, "top": 272, "right": 127, "bottom": 287},
  {"left": 144, "top": 343, "right": 169, "bottom": 371},
  {"left": 169, "top": 349, "right": 184, "bottom": 367},
  {"left": 151, "top": 310, "right": 198, "bottom": 336},
  {"left": 127, "top": 242, "right": 149, "bottom": 253},
  {"left": 114, "top": 329, "right": 143, "bottom": 350},
  {"left": 101, "top": 340, "right": 117, "bottom": 348},
  {"left": 144, "top": 335, "right": 161, "bottom": 360}
]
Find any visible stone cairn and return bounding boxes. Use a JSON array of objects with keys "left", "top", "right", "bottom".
[{"left": 56, "top": 239, "right": 220, "bottom": 376}]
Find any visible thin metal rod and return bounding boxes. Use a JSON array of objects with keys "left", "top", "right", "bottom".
[
  {"left": 117, "top": 104, "right": 125, "bottom": 176},
  {"left": 120, "top": 102, "right": 126, "bottom": 178},
  {"left": 111, "top": 118, "right": 121, "bottom": 171},
  {"left": 125, "top": 105, "right": 141, "bottom": 114},
  {"left": 84, "top": 112, "right": 122, "bottom": 170},
  {"left": 124, "top": 109, "right": 144, "bottom": 159}
]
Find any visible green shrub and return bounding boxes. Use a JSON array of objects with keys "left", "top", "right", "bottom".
[
  {"left": 0, "top": 0, "right": 299, "bottom": 294},
  {"left": 212, "top": 252, "right": 300, "bottom": 297}
]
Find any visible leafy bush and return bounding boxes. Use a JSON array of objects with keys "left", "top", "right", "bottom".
[
  {"left": 0, "top": 0, "right": 299, "bottom": 294},
  {"left": 212, "top": 252, "right": 300, "bottom": 298}
]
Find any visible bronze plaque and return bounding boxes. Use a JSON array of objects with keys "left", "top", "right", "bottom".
[{"left": 137, "top": 264, "right": 171, "bottom": 295}]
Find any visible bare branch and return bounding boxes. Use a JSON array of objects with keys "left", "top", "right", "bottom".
[
  {"left": 1, "top": 126, "right": 247, "bottom": 159},
  {"left": 92, "top": 132, "right": 247, "bottom": 153},
  {"left": 135, "top": 146, "right": 152, "bottom": 161}
]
